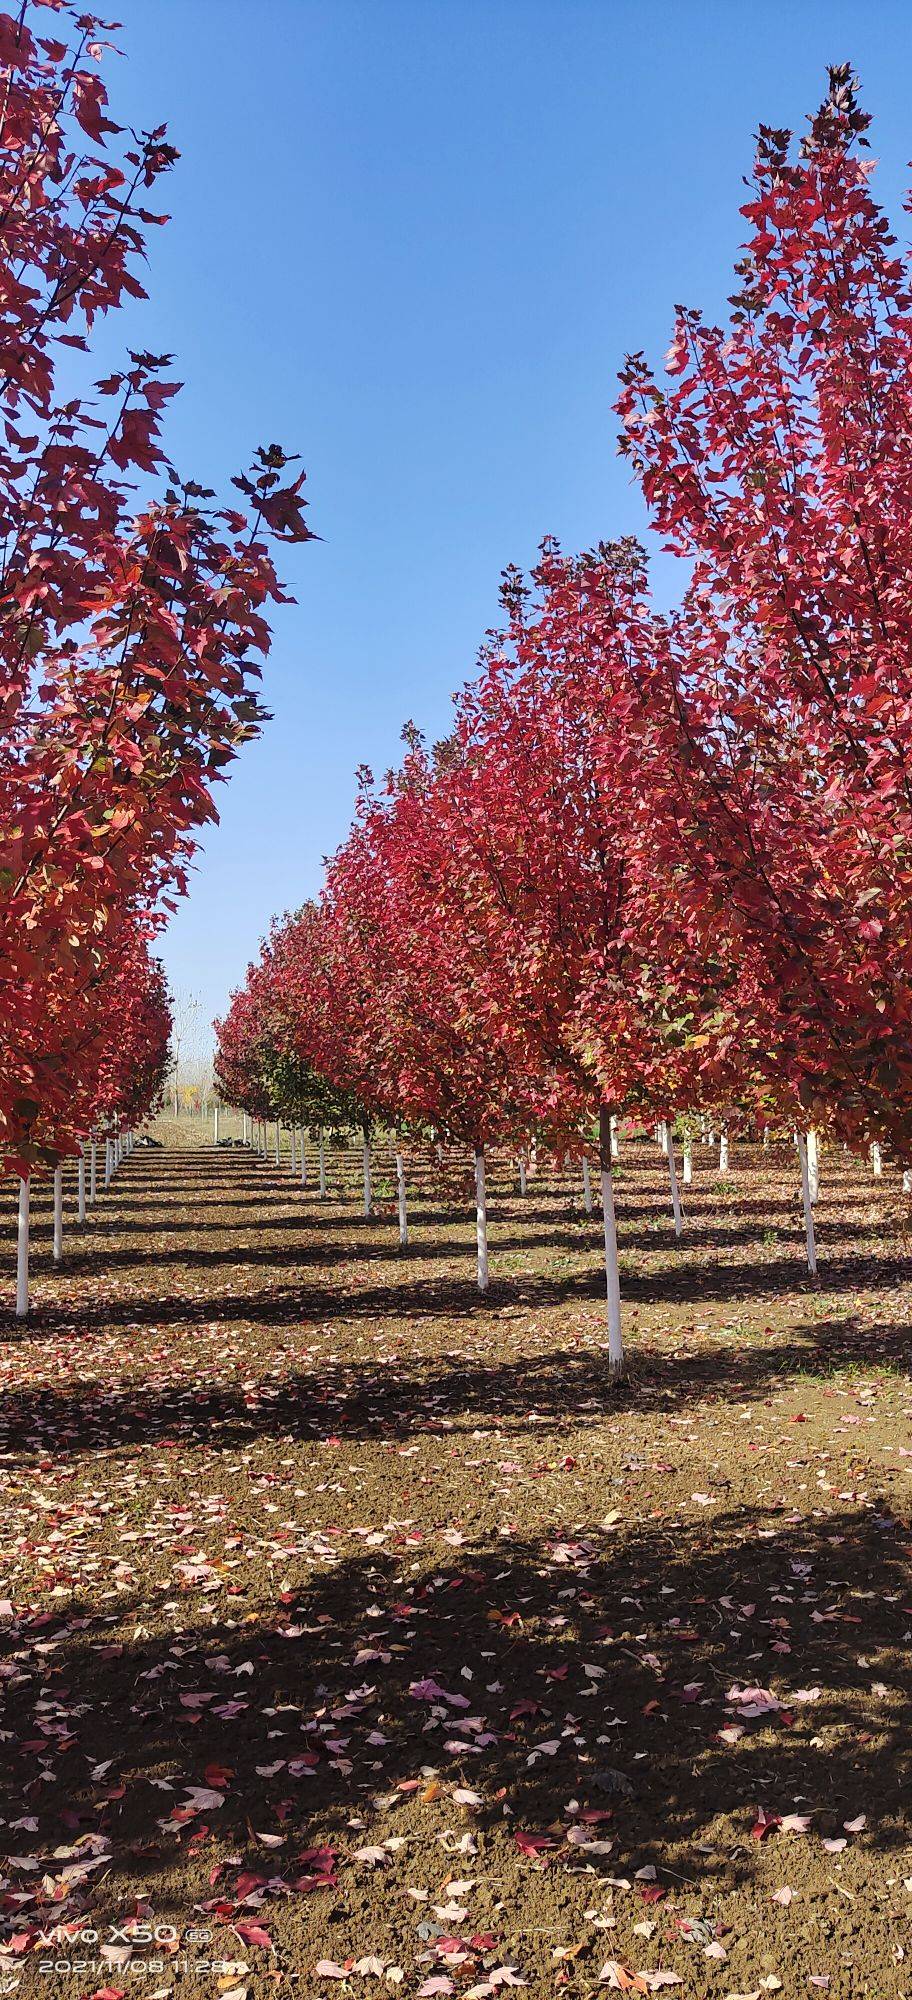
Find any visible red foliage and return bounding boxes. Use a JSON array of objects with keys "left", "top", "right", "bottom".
[{"left": 0, "top": 5, "right": 313, "bottom": 1171}]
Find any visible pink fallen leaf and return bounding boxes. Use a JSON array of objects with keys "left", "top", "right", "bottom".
[
  {"left": 234, "top": 1924, "right": 272, "bottom": 1950},
  {"left": 514, "top": 1830, "right": 556, "bottom": 1857}
]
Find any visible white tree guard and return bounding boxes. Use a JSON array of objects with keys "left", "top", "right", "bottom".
[
  {"left": 16, "top": 1176, "right": 29, "bottom": 1318},
  {"left": 682, "top": 1135, "right": 693, "bottom": 1186},
  {"left": 807, "top": 1127, "right": 819, "bottom": 1204},
  {"left": 77, "top": 1148, "right": 86, "bottom": 1224},
  {"left": 475, "top": 1147, "right": 489, "bottom": 1293},
  {"left": 797, "top": 1133, "right": 818, "bottom": 1275},
  {"left": 362, "top": 1140, "right": 372, "bottom": 1217},
  {"left": 396, "top": 1151, "right": 408, "bottom": 1247},
  {"left": 599, "top": 1107, "right": 624, "bottom": 1378},
  {"left": 667, "top": 1136, "right": 683, "bottom": 1238},
  {"left": 52, "top": 1165, "right": 63, "bottom": 1262}
]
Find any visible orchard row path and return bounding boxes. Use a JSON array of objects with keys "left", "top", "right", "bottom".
[{"left": 1, "top": 1123, "right": 911, "bottom": 1999}]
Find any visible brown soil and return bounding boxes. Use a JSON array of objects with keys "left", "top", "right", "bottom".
[{"left": 0, "top": 1121, "right": 910, "bottom": 1999}]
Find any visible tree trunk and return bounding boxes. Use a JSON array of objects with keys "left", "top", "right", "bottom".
[
  {"left": 582, "top": 1155, "right": 593, "bottom": 1215},
  {"left": 396, "top": 1149, "right": 408, "bottom": 1247},
  {"left": 719, "top": 1126, "right": 729, "bottom": 1176},
  {"left": 797, "top": 1133, "right": 818, "bottom": 1275},
  {"left": 362, "top": 1137, "right": 372, "bottom": 1216},
  {"left": 319, "top": 1133, "right": 327, "bottom": 1199},
  {"left": 610, "top": 1114, "right": 619, "bottom": 1162},
  {"left": 16, "top": 1176, "right": 29, "bottom": 1318},
  {"left": 682, "top": 1135, "right": 692, "bottom": 1186},
  {"left": 274, "top": 1122, "right": 280, "bottom": 1166},
  {"left": 807, "top": 1127, "right": 819, "bottom": 1205},
  {"left": 599, "top": 1106, "right": 624, "bottom": 1378},
  {"left": 77, "top": 1147, "right": 86, "bottom": 1224},
  {"left": 518, "top": 1157, "right": 527, "bottom": 1196},
  {"left": 300, "top": 1128, "right": 308, "bottom": 1186},
  {"left": 214, "top": 1103, "right": 220, "bottom": 1144},
  {"left": 668, "top": 1144, "right": 680, "bottom": 1232},
  {"left": 475, "top": 1146, "right": 489, "bottom": 1293},
  {"left": 871, "top": 1140, "right": 883, "bottom": 1177},
  {"left": 53, "top": 1165, "right": 63, "bottom": 1263}
]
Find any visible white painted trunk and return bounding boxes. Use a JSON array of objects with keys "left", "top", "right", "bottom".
[
  {"left": 871, "top": 1140, "right": 883, "bottom": 1177},
  {"left": 16, "top": 1176, "right": 29, "bottom": 1318},
  {"left": 600, "top": 1167, "right": 624, "bottom": 1377},
  {"left": 214, "top": 1103, "right": 220, "bottom": 1144},
  {"left": 396, "top": 1150, "right": 408, "bottom": 1247},
  {"left": 518, "top": 1158, "right": 527, "bottom": 1196},
  {"left": 807, "top": 1127, "right": 819, "bottom": 1205},
  {"left": 77, "top": 1147, "right": 86, "bottom": 1224},
  {"left": 274, "top": 1123, "right": 280, "bottom": 1166},
  {"left": 797, "top": 1132, "right": 818, "bottom": 1275},
  {"left": 475, "top": 1147, "right": 489, "bottom": 1292},
  {"left": 300, "top": 1129, "right": 307, "bottom": 1186},
  {"left": 667, "top": 1136, "right": 683, "bottom": 1238},
  {"left": 362, "top": 1139, "right": 372, "bottom": 1216},
  {"left": 762, "top": 1126, "right": 770, "bottom": 1149},
  {"left": 904, "top": 1168, "right": 912, "bottom": 1195},
  {"left": 610, "top": 1114, "right": 619, "bottom": 1161},
  {"left": 289, "top": 1125, "right": 296, "bottom": 1174},
  {"left": 53, "top": 1165, "right": 63, "bottom": 1262},
  {"left": 682, "top": 1135, "right": 693, "bottom": 1186},
  {"left": 319, "top": 1134, "right": 327, "bottom": 1199},
  {"left": 599, "top": 1107, "right": 624, "bottom": 1378},
  {"left": 582, "top": 1155, "right": 593, "bottom": 1215},
  {"left": 719, "top": 1127, "right": 729, "bottom": 1176},
  {"left": 104, "top": 1138, "right": 112, "bottom": 1187},
  {"left": 90, "top": 1138, "right": 97, "bottom": 1204}
]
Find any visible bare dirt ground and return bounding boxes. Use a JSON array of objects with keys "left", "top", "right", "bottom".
[{"left": 0, "top": 1120, "right": 910, "bottom": 1999}]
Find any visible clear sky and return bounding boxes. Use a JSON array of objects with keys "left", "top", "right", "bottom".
[{"left": 103, "top": 0, "right": 912, "bottom": 1049}]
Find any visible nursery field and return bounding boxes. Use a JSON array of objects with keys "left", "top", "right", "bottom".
[{"left": 0, "top": 1127, "right": 911, "bottom": 2000}]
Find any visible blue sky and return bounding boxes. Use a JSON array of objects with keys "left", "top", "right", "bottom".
[{"left": 104, "top": 0, "right": 912, "bottom": 1046}]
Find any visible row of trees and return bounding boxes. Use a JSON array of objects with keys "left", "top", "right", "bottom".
[
  {"left": 215, "top": 73, "right": 912, "bottom": 1376},
  {"left": 1, "top": 3, "right": 312, "bottom": 1309}
]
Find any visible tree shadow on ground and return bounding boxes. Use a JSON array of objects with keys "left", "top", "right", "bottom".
[
  {"left": 0, "top": 1311, "right": 908, "bottom": 1462},
  {"left": 5, "top": 1236, "right": 912, "bottom": 1349},
  {"left": 0, "top": 1508, "right": 908, "bottom": 1943}
]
